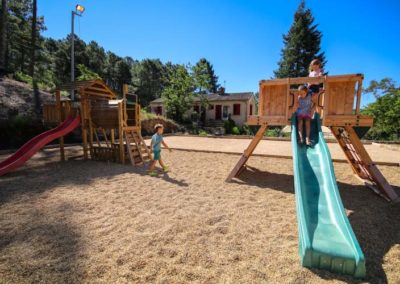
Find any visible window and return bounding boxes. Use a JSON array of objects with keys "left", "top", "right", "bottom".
[
  {"left": 233, "top": 104, "right": 241, "bottom": 115},
  {"left": 193, "top": 105, "right": 200, "bottom": 113},
  {"left": 250, "top": 104, "right": 253, "bottom": 115}
]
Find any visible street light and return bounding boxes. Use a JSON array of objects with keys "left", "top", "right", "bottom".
[{"left": 70, "top": 4, "right": 85, "bottom": 100}]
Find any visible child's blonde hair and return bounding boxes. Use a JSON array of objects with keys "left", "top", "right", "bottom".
[
  {"left": 298, "top": 85, "right": 308, "bottom": 92},
  {"left": 154, "top": 123, "right": 164, "bottom": 132},
  {"left": 309, "top": 59, "right": 322, "bottom": 71}
]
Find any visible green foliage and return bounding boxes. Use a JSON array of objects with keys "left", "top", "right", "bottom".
[
  {"left": 241, "top": 124, "right": 253, "bottom": 136},
  {"left": 161, "top": 65, "right": 195, "bottom": 122},
  {"left": 1, "top": 0, "right": 221, "bottom": 118},
  {"left": 224, "top": 118, "right": 236, "bottom": 134},
  {"left": 14, "top": 71, "right": 32, "bottom": 85},
  {"left": 361, "top": 79, "right": 400, "bottom": 141},
  {"left": 77, "top": 64, "right": 101, "bottom": 81},
  {"left": 274, "top": 0, "right": 326, "bottom": 78},
  {"left": 265, "top": 127, "right": 281, "bottom": 137},
  {"left": 198, "top": 130, "right": 208, "bottom": 137},
  {"left": 192, "top": 58, "right": 219, "bottom": 93},
  {"left": 363, "top": 77, "right": 397, "bottom": 99},
  {"left": 140, "top": 109, "right": 157, "bottom": 120},
  {"left": 231, "top": 126, "right": 240, "bottom": 135}
]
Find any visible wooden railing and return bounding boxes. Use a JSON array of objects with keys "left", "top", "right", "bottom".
[
  {"left": 43, "top": 101, "right": 79, "bottom": 125},
  {"left": 250, "top": 74, "right": 367, "bottom": 126}
]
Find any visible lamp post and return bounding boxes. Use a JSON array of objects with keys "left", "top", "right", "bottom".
[{"left": 71, "top": 4, "right": 85, "bottom": 100}]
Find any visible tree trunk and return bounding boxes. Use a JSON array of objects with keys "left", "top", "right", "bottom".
[
  {"left": 30, "top": 0, "right": 40, "bottom": 113},
  {"left": 0, "top": 0, "right": 8, "bottom": 77},
  {"left": 30, "top": 0, "right": 37, "bottom": 78}
]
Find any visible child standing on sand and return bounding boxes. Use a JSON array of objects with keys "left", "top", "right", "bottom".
[
  {"left": 296, "top": 85, "right": 317, "bottom": 146},
  {"left": 148, "top": 124, "right": 171, "bottom": 176}
]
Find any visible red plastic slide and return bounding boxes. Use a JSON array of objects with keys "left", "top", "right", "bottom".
[{"left": 0, "top": 116, "right": 80, "bottom": 177}]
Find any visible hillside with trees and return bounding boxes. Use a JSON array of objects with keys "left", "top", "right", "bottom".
[{"left": 0, "top": 1, "right": 220, "bottom": 114}]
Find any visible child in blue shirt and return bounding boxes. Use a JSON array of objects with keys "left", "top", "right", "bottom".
[
  {"left": 296, "top": 85, "right": 317, "bottom": 146},
  {"left": 148, "top": 124, "right": 171, "bottom": 176}
]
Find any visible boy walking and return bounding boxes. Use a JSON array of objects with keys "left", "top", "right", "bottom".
[{"left": 148, "top": 124, "right": 171, "bottom": 176}]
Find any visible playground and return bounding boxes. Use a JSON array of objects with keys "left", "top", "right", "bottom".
[
  {"left": 1, "top": 73, "right": 400, "bottom": 283},
  {"left": 0, "top": 148, "right": 399, "bottom": 283}
]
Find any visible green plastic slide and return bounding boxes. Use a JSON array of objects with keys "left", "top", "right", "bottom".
[{"left": 291, "top": 113, "right": 366, "bottom": 278}]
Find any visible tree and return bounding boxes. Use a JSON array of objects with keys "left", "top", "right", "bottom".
[
  {"left": 192, "top": 58, "right": 219, "bottom": 93},
  {"left": 131, "top": 59, "right": 166, "bottom": 106},
  {"left": 77, "top": 64, "right": 101, "bottom": 81},
  {"left": 161, "top": 65, "right": 194, "bottom": 122},
  {"left": 30, "top": 0, "right": 41, "bottom": 112},
  {"left": 274, "top": 0, "right": 326, "bottom": 78},
  {"left": 0, "top": 0, "right": 7, "bottom": 76},
  {"left": 361, "top": 78, "right": 400, "bottom": 140}
]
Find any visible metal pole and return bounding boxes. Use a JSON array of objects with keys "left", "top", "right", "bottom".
[{"left": 71, "top": 11, "right": 75, "bottom": 100}]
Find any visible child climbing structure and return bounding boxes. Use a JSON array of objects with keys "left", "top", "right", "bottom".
[
  {"left": 226, "top": 74, "right": 399, "bottom": 278},
  {"left": 43, "top": 80, "right": 151, "bottom": 166}
]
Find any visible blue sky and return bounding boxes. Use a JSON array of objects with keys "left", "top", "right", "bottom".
[{"left": 38, "top": 0, "right": 400, "bottom": 106}]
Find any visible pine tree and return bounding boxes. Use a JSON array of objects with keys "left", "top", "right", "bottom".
[
  {"left": 0, "top": 0, "right": 7, "bottom": 76},
  {"left": 274, "top": 0, "right": 326, "bottom": 78},
  {"left": 192, "top": 58, "right": 219, "bottom": 93}
]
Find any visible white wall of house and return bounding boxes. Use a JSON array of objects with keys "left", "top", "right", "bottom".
[
  {"left": 149, "top": 103, "right": 166, "bottom": 116},
  {"left": 149, "top": 96, "right": 256, "bottom": 126},
  {"left": 205, "top": 99, "right": 255, "bottom": 126}
]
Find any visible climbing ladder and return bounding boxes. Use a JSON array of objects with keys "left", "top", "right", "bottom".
[
  {"left": 331, "top": 126, "right": 399, "bottom": 202},
  {"left": 124, "top": 128, "right": 151, "bottom": 165},
  {"left": 226, "top": 123, "right": 268, "bottom": 182}
]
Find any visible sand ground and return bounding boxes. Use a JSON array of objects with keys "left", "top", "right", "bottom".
[
  {"left": 0, "top": 147, "right": 399, "bottom": 284},
  {"left": 150, "top": 136, "right": 400, "bottom": 165}
]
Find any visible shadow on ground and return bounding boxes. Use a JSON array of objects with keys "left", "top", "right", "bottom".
[{"left": 231, "top": 166, "right": 400, "bottom": 283}]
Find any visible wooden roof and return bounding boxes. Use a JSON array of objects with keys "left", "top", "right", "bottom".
[{"left": 56, "top": 80, "right": 117, "bottom": 99}]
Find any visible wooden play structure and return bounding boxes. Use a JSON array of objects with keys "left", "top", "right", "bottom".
[
  {"left": 43, "top": 80, "right": 151, "bottom": 165},
  {"left": 227, "top": 74, "right": 399, "bottom": 202}
]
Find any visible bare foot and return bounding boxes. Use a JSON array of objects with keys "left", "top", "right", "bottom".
[{"left": 306, "top": 138, "right": 311, "bottom": 146}]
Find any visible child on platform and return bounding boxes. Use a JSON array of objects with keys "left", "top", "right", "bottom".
[
  {"left": 148, "top": 124, "right": 172, "bottom": 176},
  {"left": 296, "top": 85, "right": 316, "bottom": 146},
  {"left": 308, "top": 59, "right": 324, "bottom": 95}
]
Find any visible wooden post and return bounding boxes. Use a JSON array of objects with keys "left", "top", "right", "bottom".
[
  {"left": 56, "top": 90, "right": 65, "bottom": 161},
  {"left": 80, "top": 91, "right": 89, "bottom": 160},
  {"left": 355, "top": 79, "right": 362, "bottom": 114},
  {"left": 111, "top": 129, "right": 115, "bottom": 144},
  {"left": 118, "top": 102, "right": 125, "bottom": 164},
  {"left": 344, "top": 126, "right": 399, "bottom": 202},
  {"left": 285, "top": 79, "right": 290, "bottom": 121},
  {"left": 226, "top": 123, "right": 268, "bottom": 182},
  {"left": 321, "top": 75, "right": 329, "bottom": 126}
]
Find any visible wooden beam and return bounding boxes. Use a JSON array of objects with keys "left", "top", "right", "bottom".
[
  {"left": 80, "top": 91, "right": 89, "bottom": 160},
  {"left": 323, "top": 115, "right": 373, "bottom": 127},
  {"left": 55, "top": 90, "right": 65, "bottom": 161},
  {"left": 226, "top": 123, "right": 268, "bottom": 182},
  {"left": 355, "top": 79, "right": 362, "bottom": 114},
  {"left": 247, "top": 115, "right": 287, "bottom": 126},
  {"left": 118, "top": 102, "right": 125, "bottom": 164},
  {"left": 344, "top": 126, "right": 399, "bottom": 202}
]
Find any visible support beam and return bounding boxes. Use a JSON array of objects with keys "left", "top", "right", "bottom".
[
  {"left": 226, "top": 123, "right": 268, "bottom": 182},
  {"left": 332, "top": 126, "right": 399, "bottom": 202},
  {"left": 56, "top": 90, "right": 65, "bottom": 161}
]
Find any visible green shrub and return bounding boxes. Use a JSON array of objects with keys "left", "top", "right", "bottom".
[
  {"left": 241, "top": 124, "right": 252, "bottom": 135},
  {"left": 232, "top": 126, "right": 240, "bottom": 135},
  {"left": 265, "top": 127, "right": 281, "bottom": 137},
  {"left": 224, "top": 119, "right": 236, "bottom": 134},
  {"left": 15, "top": 71, "right": 33, "bottom": 85},
  {"left": 199, "top": 130, "right": 208, "bottom": 137}
]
